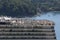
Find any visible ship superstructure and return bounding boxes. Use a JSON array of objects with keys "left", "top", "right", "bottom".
[{"left": 0, "top": 16, "right": 56, "bottom": 40}]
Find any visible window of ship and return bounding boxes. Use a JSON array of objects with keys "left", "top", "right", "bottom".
[
  {"left": 48, "top": 23, "right": 51, "bottom": 25},
  {"left": 33, "top": 26, "right": 41, "bottom": 28},
  {"left": 26, "top": 26, "right": 32, "bottom": 29},
  {"left": 54, "top": 37, "right": 56, "bottom": 39},
  {"left": 53, "top": 34, "right": 55, "bottom": 35},
  {"left": 0, "top": 22, "right": 10, "bottom": 25},
  {"left": 52, "top": 23, "right": 55, "bottom": 25},
  {"left": 40, "top": 37, "right": 47, "bottom": 39},
  {"left": 40, "top": 23, "right": 44, "bottom": 25},
  {"left": 52, "top": 30, "right": 55, "bottom": 32},
  {"left": 20, "top": 26, "right": 24, "bottom": 28},
  {"left": 51, "top": 27, "right": 54, "bottom": 29}
]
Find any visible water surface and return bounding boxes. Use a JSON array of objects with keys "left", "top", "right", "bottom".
[{"left": 32, "top": 12, "right": 60, "bottom": 40}]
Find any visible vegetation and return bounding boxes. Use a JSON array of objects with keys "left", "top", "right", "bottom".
[{"left": 0, "top": 0, "right": 60, "bottom": 17}]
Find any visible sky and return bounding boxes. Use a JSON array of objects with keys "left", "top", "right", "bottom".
[{"left": 32, "top": 12, "right": 60, "bottom": 40}]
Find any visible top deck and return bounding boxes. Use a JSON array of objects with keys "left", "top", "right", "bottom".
[{"left": 0, "top": 17, "right": 55, "bottom": 27}]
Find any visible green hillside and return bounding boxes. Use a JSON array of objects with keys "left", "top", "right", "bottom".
[{"left": 0, "top": 0, "right": 60, "bottom": 17}]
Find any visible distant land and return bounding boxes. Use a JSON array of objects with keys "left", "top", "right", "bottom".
[{"left": 0, "top": 0, "right": 60, "bottom": 17}]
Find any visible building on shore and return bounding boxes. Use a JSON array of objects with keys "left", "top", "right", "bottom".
[{"left": 0, "top": 16, "right": 56, "bottom": 40}]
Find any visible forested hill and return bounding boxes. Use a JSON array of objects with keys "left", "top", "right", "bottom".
[{"left": 0, "top": 0, "right": 60, "bottom": 17}]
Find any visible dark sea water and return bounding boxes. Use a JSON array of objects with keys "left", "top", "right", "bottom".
[{"left": 32, "top": 12, "right": 60, "bottom": 40}]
